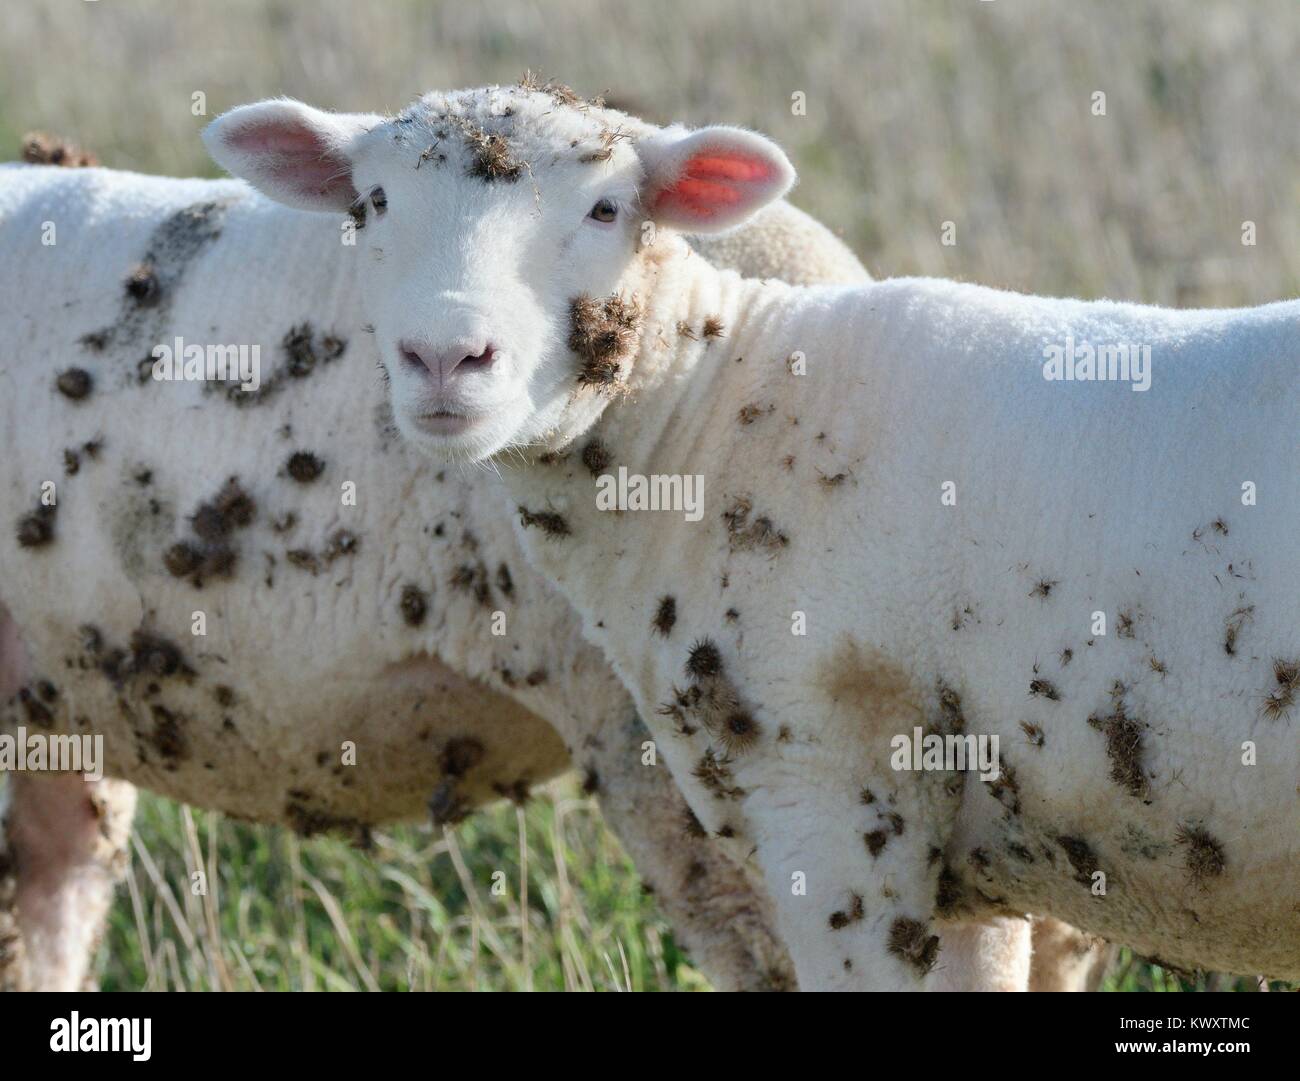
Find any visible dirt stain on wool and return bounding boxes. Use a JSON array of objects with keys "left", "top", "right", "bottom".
[
  {"left": 817, "top": 637, "right": 924, "bottom": 741},
  {"left": 828, "top": 893, "right": 864, "bottom": 930},
  {"left": 212, "top": 323, "right": 347, "bottom": 409},
  {"left": 15, "top": 505, "right": 57, "bottom": 549},
  {"left": 82, "top": 198, "right": 232, "bottom": 355},
  {"left": 1055, "top": 835, "right": 1099, "bottom": 885},
  {"left": 517, "top": 506, "right": 571, "bottom": 537},
  {"left": 164, "top": 477, "right": 256, "bottom": 587},
  {"left": 449, "top": 562, "right": 492, "bottom": 607},
  {"left": 285, "top": 452, "right": 325, "bottom": 483},
  {"left": 400, "top": 585, "right": 428, "bottom": 627},
  {"left": 652, "top": 595, "right": 677, "bottom": 637},
  {"left": 56, "top": 369, "right": 93, "bottom": 400}
]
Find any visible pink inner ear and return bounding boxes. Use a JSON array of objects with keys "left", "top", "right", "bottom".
[
  {"left": 683, "top": 154, "right": 773, "bottom": 182},
  {"left": 226, "top": 119, "right": 352, "bottom": 201},
  {"left": 225, "top": 120, "right": 330, "bottom": 157},
  {"left": 653, "top": 150, "right": 775, "bottom": 221}
]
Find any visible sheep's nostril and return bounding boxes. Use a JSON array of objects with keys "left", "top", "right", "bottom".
[
  {"left": 460, "top": 345, "right": 497, "bottom": 370},
  {"left": 397, "top": 338, "right": 496, "bottom": 380}
]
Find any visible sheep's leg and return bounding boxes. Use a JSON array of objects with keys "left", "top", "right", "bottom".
[
  {"left": 1028, "top": 916, "right": 1115, "bottom": 992},
  {"left": 0, "top": 773, "right": 136, "bottom": 991},
  {"left": 1, "top": 600, "right": 136, "bottom": 990},
  {"left": 929, "top": 918, "right": 1032, "bottom": 991},
  {"left": 0, "top": 785, "right": 22, "bottom": 990},
  {"left": 584, "top": 710, "right": 794, "bottom": 990},
  {"left": 0, "top": 599, "right": 27, "bottom": 990},
  {"left": 742, "top": 775, "right": 958, "bottom": 991}
]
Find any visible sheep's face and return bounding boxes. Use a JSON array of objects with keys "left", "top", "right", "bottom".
[{"left": 205, "top": 84, "right": 794, "bottom": 462}]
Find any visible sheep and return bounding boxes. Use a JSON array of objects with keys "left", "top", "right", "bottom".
[
  {"left": 0, "top": 138, "right": 889, "bottom": 990},
  {"left": 205, "top": 84, "right": 1299, "bottom": 991},
  {"left": 694, "top": 199, "right": 870, "bottom": 288}
]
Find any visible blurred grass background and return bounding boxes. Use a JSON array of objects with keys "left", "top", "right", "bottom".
[
  {"left": 106, "top": 784, "right": 706, "bottom": 992},
  {"left": 1, "top": 0, "right": 1295, "bottom": 990}
]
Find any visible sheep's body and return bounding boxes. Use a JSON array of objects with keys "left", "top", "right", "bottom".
[
  {"left": 259, "top": 84, "right": 1287, "bottom": 989},
  {"left": 0, "top": 163, "right": 826, "bottom": 990},
  {"left": 500, "top": 238, "right": 1300, "bottom": 989},
  {"left": 692, "top": 200, "right": 869, "bottom": 288}
]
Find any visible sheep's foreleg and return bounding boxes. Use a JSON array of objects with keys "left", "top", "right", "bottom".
[
  {"left": 583, "top": 709, "right": 796, "bottom": 990},
  {"left": 738, "top": 770, "right": 960, "bottom": 991},
  {"left": 0, "top": 772, "right": 136, "bottom": 991}
]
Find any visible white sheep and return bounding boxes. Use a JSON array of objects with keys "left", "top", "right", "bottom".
[
  {"left": 0, "top": 142, "right": 889, "bottom": 990},
  {"left": 205, "top": 84, "right": 1298, "bottom": 990}
]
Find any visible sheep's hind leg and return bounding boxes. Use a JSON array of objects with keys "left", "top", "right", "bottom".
[
  {"left": 0, "top": 772, "right": 136, "bottom": 991},
  {"left": 1028, "top": 916, "right": 1115, "bottom": 992}
]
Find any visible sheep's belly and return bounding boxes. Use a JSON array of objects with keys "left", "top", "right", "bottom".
[
  {"left": 0, "top": 611, "right": 567, "bottom": 832},
  {"left": 948, "top": 796, "right": 1300, "bottom": 979}
]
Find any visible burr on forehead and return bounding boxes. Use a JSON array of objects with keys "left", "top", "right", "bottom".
[{"left": 375, "top": 77, "right": 651, "bottom": 178}]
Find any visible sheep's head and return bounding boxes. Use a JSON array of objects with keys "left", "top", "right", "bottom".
[{"left": 205, "top": 83, "right": 794, "bottom": 462}]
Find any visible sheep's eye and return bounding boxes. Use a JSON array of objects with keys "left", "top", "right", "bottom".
[
  {"left": 370, "top": 187, "right": 387, "bottom": 214},
  {"left": 589, "top": 197, "right": 618, "bottom": 223}
]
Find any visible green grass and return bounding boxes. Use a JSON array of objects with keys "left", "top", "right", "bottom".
[{"left": 101, "top": 784, "right": 710, "bottom": 992}]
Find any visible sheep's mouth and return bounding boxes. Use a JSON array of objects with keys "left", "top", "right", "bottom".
[{"left": 412, "top": 410, "right": 481, "bottom": 436}]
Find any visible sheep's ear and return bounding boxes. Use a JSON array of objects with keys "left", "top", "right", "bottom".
[
  {"left": 203, "top": 99, "right": 379, "bottom": 212},
  {"left": 638, "top": 125, "right": 795, "bottom": 234}
]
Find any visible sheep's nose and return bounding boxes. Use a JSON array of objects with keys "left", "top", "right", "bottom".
[{"left": 398, "top": 338, "right": 497, "bottom": 382}]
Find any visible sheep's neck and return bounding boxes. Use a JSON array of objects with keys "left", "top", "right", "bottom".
[{"left": 609, "top": 237, "right": 793, "bottom": 469}]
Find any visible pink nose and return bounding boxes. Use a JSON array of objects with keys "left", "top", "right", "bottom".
[{"left": 399, "top": 338, "right": 497, "bottom": 382}]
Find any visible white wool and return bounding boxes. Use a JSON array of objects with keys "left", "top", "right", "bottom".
[{"left": 504, "top": 248, "right": 1300, "bottom": 987}]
